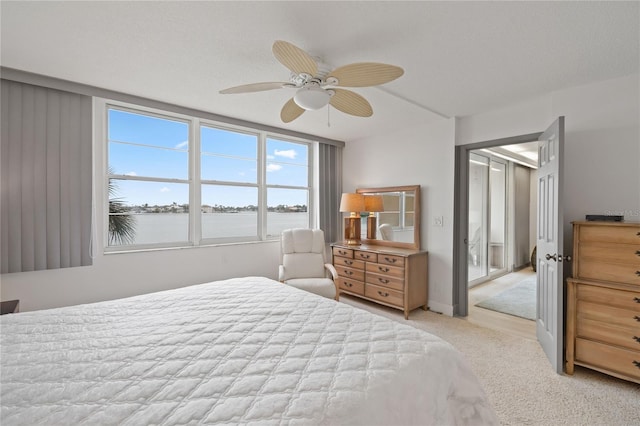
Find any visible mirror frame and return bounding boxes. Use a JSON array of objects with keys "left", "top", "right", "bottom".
[{"left": 356, "top": 185, "right": 421, "bottom": 250}]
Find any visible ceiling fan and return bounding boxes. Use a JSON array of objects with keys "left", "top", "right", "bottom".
[{"left": 219, "top": 40, "right": 404, "bottom": 123}]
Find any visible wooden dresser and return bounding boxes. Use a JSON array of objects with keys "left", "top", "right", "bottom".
[
  {"left": 331, "top": 242, "right": 428, "bottom": 319},
  {"left": 566, "top": 221, "right": 640, "bottom": 383}
]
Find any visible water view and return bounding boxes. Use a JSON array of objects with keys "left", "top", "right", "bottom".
[{"left": 113, "top": 212, "right": 308, "bottom": 245}]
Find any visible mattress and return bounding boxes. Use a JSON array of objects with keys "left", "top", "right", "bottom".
[{"left": 1, "top": 276, "right": 497, "bottom": 425}]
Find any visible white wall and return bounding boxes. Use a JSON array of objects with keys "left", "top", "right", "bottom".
[
  {"left": 458, "top": 73, "right": 640, "bottom": 258},
  {"left": 3, "top": 74, "right": 637, "bottom": 315},
  {"left": 0, "top": 241, "right": 281, "bottom": 311},
  {"left": 344, "top": 73, "right": 638, "bottom": 316},
  {"left": 343, "top": 118, "right": 457, "bottom": 315}
]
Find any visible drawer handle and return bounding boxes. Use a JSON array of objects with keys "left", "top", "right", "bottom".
[
  {"left": 345, "top": 260, "right": 353, "bottom": 265},
  {"left": 379, "top": 267, "right": 390, "bottom": 273},
  {"left": 636, "top": 250, "right": 640, "bottom": 257},
  {"left": 378, "top": 278, "right": 390, "bottom": 284},
  {"left": 377, "top": 291, "right": 389, "bottom": 297},
  {"left": 384, "top": 257, "right": 397, "bottom": 263},
  {"left": 345, "top": 282, "right": 353, "bottom": 288},
  {"left": 339, "top": 250, "right": 347, "bottom": 255},
  {"left": 636, "top": 271, "right": 640, "bottom": 277},
  {"left": 634, "top": 360, "right": 640, "bottom": 370},
  {"left": 635, "top": 297, "right": 640, "bottom": 304},
  {"left": 361, "top": 254, "right": 370, "bottom": 259},
  {"left": 637, "top": 232, "right": 640, "bottom": 237},
  {"left": 635, "top": 316, "right": 640, "bottom": 322},
  {"left": 634, "top": 336, "right": 640, "bottom": 344}
]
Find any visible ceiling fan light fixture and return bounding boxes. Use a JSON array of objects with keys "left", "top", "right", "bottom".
[{"left": 294, "top": 86, "right": 330, "bottom": 110}]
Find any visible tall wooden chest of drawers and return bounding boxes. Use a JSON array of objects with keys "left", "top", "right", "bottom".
[
  {"left": 566, "top": 221, "right": 640, "bottom": 383},
  {"left": 331, "top": 243, "right": 428, "bottom": 319}
]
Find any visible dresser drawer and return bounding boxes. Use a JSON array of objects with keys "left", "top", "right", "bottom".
[
  {"left": 575, "top": 338, "right": 640, "bottom": 381},
  {"left": 337, "top": 277, "right": 365, "bottom": 295},
  {"left": 578, "top": 242, "right": 640, "bottom": 264},
  {"left": 577, "top": 300, "right": 640, "bottom": 328},
  {"left": 578, "top": 260, "right": 640, "bottom": 286},
  {"left": 378, "top": 253, "right": 405, "bottom": 267},
  {"left": 365, "top": 283, "right": 403, "bottom": 308},
  {"left": 333, "top": 247, "right": 354, "bottom": 259},
  {"left": 335, "top": 265, "right": 365, "bottom": 281},
  {"left": 577, "top": 284, "right": 640, "bottom": 310},
  {"left": 366, "top": 262, "right": 404, "bottom": 279},
  {"left": 366, "top": 272, "right": 404, "bottom": 292},
  {"left": 577, "top": 317, "right": 640, "bottom": 351},
  {"left": 334, "top": 257, "right": 365, "bottom": 270},
  {"left": 579, "top": 225, "right": 640, "bottom": 245},
  {"left": 354, "top": 250, "right": 378, "bottom": 263}
]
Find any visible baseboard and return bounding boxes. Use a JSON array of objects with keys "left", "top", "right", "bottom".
[{"left": 428, "top": 300, "right": 454, "bottom": 317}]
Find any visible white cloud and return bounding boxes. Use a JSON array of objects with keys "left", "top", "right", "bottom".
[
  {"left": 266, "top": 154, "right": 275, "bottom": 160},
  {"left": 274, "top": 149, "right": 297, "bottom": 159},
  {"left": 175, "top": 140, "right": 188, "bottom": 149},
  {"left": 160, "top": 187, "right": 171, "bottom": 193},
  {"left": 267, "top": 163, "right": 282, "bottom": 172},
  {"left": 124, "top": 171, "right": 138, "bottom": 176}
]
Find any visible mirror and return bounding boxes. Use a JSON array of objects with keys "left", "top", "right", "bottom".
[{"left": 356, "top": 185, "right": 421, "bottom": 250}]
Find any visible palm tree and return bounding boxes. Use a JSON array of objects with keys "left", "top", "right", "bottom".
[{"left": 108, "top": 169, "right": 136, "bottom": 245}]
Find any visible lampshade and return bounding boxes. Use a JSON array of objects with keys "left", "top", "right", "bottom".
[
  {"left": 364, "top": 195, "right": 384, "bottom": 212},
  {"left": 294, "top": 86, "right": 331, "bottom": 110},
  {"left": 339, "top": 193, "right": 365, "bottom": 213}
]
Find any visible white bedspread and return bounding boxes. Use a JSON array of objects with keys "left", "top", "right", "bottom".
[{"left": 1, "top": 276, "right": 497, "bottom": 425}]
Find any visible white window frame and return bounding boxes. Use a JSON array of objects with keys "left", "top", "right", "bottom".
[{"left": 96, "top": 98, "right": 314, "bottom": 253}]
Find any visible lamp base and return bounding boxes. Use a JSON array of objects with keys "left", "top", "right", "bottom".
[
  {"left": 367, "top": 215, "right": 377, "bottom": 240},
  {"left": 344, "top": 216, "right": 361, "bottom": 245}
]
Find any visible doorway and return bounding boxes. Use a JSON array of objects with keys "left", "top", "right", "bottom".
[
  {"left": 452, "top": 132, "right": 542, "bottom": 318},
  {"left": 454, "top": 118, "right": 566, "bottom": 374},
  {"left": 466, "top": 144, "right": 539, "bottom": 336}
]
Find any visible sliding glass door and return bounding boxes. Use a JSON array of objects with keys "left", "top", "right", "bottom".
[{"left": 468, "top": 152, "right": 507, "bottom": 286}]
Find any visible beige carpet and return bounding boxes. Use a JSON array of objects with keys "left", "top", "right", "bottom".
[{"left": 341, "top": 295, "right": 640, "bottom": 426}]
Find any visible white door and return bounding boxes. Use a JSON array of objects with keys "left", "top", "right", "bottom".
[{"left": 536, "top": 117, "right": 565, "bottom": 374}]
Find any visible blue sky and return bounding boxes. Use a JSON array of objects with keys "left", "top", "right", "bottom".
[{"left": 108, "top": 109, "right": 308, "bottom": 207}]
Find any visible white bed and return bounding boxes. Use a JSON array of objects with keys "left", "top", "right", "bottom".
[{"left": 1, "top": 276, "right": 497, "bottom": 425}]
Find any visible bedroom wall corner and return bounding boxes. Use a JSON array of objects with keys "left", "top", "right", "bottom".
[{"left": 342, "top": 117, "right": 457, "bottom": 315}]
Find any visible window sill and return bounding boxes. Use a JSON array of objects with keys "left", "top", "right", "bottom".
[{"left": 103, "top": 238, "right": 279, "bottom": 256}]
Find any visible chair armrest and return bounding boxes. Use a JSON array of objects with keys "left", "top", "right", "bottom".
[
  {"left": 325, "top": 263, "right": 340, "bottom": 301},
  {"left": 278, "top": 265, "right": 285, "bottom": 282},
  {"left": 324, "top": 263, "right": 338, "bottom": 281}
]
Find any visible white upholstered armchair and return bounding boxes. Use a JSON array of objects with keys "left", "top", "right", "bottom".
[{"left": 278, "top": 228, "right": 339, "bottom": 300}]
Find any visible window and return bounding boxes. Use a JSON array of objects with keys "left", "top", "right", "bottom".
[
  {"left": 265, "top": 137, "right": 310, "bottom": 237},
  {"left": 104, "top": 102, "right": 313, "bottom": 251},
  {"left": 108, "top": 108, "right": 190, "bottom": 247}
]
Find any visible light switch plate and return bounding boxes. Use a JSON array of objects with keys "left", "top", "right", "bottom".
[{"left": 434, "top": 216, "right": 444, "bottom": 227}]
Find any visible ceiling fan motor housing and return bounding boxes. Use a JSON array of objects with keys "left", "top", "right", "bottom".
[{"left": 294, "top": 85, "right": 333, "bottom": 110}]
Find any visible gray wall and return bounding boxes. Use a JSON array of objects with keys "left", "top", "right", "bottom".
[{"left": 513, "top": 165, "right": 531, "bottom": 268}]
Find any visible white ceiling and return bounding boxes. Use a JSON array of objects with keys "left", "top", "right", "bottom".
[{"left": 1, "top": 1, "right": 638, "bottom": 142}]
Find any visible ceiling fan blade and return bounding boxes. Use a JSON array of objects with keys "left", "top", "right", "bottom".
[
  {"left": 219, "top": 82, "right": 289, "bottom": 94},
  {"left": 327, "top": 63, "right": 404, "bottom": 87},
  {"left": 281, "top": 98, "right": 305, "bottom": 123},
  {"left": 272, "top": 40, "right": 318, "bottom": 76},
  {"left": 329, "top": 89, "right": 373, "bottom": 117}
]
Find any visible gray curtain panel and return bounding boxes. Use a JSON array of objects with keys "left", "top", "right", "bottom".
[
  {"left": 1, "top": 79, "right": 92, "bottom": 273},
  {"left": 317, "top": 142, "right": 342, "bottom": 243}
]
